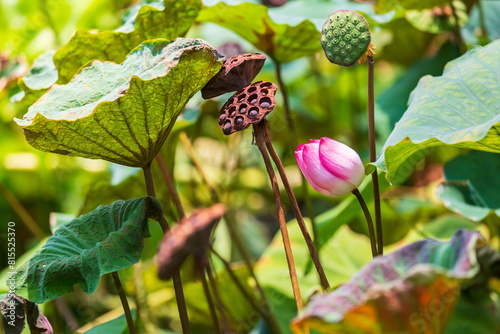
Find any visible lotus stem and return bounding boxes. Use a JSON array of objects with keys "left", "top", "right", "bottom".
[
  {"left": 275, "top": 62, "right": 320, "bottom": 252},
  {"left": 142, "top": 164, "right": 191, "bottom": 334},
  {"left": 111, "top": 271, "right": 136, "bottom": 334},
  {"left": 155, "top": 154, "right": 186, "bottom": 219},
  {"left": 352, "top": 189, "right": 378, "bottom": 258},
  {"left": 197, "top": 259, "right": 221, "bottom": 333},
  {"left": 210, "top": 246, "right": 282, "bottom": 334},
  {"left": 367, "top": 55, "right": 383, "bottom": 256},
  {"left": 205, "top": 261, "right": 232, "bottom": 333},
  {"left": 254, "top": 124, "right": 303, "bottom": 311},
  {"left": 259, "top": 121, "right": 330, "bottom": 290}
]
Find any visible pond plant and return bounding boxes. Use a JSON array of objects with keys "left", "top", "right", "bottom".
[{"left": 1, "top": 1, "right": 500, "bottom": 334}]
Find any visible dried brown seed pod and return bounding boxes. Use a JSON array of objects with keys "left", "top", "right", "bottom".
[
  {"left": 201, "top": 53, "right": 267, "bottom": 99},
  {"left": 218, "top": 81, "right": 277, "bottom": 136},
  {"left": 157, "top": 204, "right": 226, "bottom": 280}
]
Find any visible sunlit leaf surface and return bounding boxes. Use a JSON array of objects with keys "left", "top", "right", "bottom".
[{"left": 374, "top": 40, "right": 500, "bottom": 183}]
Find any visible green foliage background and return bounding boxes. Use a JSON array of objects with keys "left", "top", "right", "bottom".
[{"left": 0, "top": 0, "right": 499, "bottom": 333}]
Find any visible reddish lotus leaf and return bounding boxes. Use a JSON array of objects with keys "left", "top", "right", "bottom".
[
  {"left": 292, "top": 229, "right": 484, "bottom": 334},
  {"left": 157, "top": 204, "right": 226, "bottom": 280},
  {"left": 201, "top": 53, "right": 267, "bottom": 99},
  {"left": 218, "top": 81, "right": 277, "bottom": 135}
]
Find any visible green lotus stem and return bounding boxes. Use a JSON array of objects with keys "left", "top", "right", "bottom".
[
  {"left": 367, "top": 55, "right": 383, "bottom": 255},
  {"left": 205, "top": 261, "right": 232, "bottom": 332},
  {"left": 352, "top": 189, "right": 378, "bottom": 258},
  {"left": 142, "top": 165, "right": 191, "bottom": 334},
  {"left": 111, "top": 271, "right": 136, "bottom": 334},
  {"left": 198, "top": 260, "right": 221, "bottom": 333},
  {"left": 210, "top": 246, "right": 282, "bottom": 334},
  {"left": 275, "top": 62, "right": 320, "bottom": 251}
]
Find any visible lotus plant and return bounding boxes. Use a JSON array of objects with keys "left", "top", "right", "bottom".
[{"left": 296, "top": 137, "right": 379, "bottom": 257}]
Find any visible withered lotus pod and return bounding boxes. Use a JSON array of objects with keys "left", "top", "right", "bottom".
[
  {"left": 157, "top": 204, "right": 226, "bottom": 280},
  {"left": 218, "top": 81, "right": 277, "bottom": 135},
  {"left": 201, "top": 53, "right": 267, "bottom": 99}
]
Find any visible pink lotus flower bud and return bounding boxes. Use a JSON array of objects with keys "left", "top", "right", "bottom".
[{"left": 295, "top": 137, "right": 365, "bottom": 197}]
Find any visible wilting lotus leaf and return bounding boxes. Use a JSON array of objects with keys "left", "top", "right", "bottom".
[
  {"left": 197, "top": 2, "right": 321, "bottom": 63},
  {"left": 1, "top": 294, "right": 25, "bottom": 334},
  {"left": 15, "top": 38, "right": 222, "bottom": 167},
  {"left": 373, "top": 40, "right": 500, "bottom": 184},
  {"left": 292, "top": 229, "right": 484, "bottom": 334},
  {"left": 11, "top": 197, "right": 162, "bottom": 304}
]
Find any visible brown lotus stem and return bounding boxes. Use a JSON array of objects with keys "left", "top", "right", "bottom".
[
  {"left": 111, "top": 271, "right": 136, "bottom": 334},
  {"left": 352, "top": 189, "right": 378, "bottom": 258},
  {"left": 155, "top": 153, "right": 186, "bottom": 219},
  {"left": 256, "top": 120, "right": 330, "bottom": 290},
  {"left": 209, "top": 246, "right": 282, "bottom": 334},
  {"left": 142, "top": 164, "right": 191, "bottom": 334},
  {"left": 253, "top": 124, "right": 303, "bottom": 311},
  {"left": 274, "top": 65, "right": 320, "bottom": 254},
  {"left": 367, "top": 55, "right": 383, "bottom": 256},
  {"left": 205, "top": 261, "right": 232, "bottom": 333}
]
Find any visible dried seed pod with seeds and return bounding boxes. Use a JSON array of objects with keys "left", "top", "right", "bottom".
[
  {"left": 321, "top": 10, "right": 373, "bottom": 66},
  {"left": 201, "top": 53, "right": 267, "bottom": 99},
  {"left": 218, "top": 81, "right": 277, "bottom": 135}
]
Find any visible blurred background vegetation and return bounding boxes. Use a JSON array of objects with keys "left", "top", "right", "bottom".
[{"left": 0, "top": 0, "right": 498, "bottom": 333}]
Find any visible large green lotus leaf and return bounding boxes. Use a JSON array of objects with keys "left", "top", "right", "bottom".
[
  {"left": 14, "top": 38, "right": 222, "bottom": 167},
  {"left": 10, "top": 197, "right": 162, "bottom": 304},
  {"left": 54, "top": 0, "right": 202, "bottom": 84},
  {"left": 375, "top": 0, "right": 450, "bottom": 14},
  {"left": 373, "top": 40, "right": 500, "bottom": 184},
  {"left": 436, "top": 151, "right": 500, "bottom": 221},
  {"left": 377, "top": 41, "right": 459, "bottom": 140},
  {"left": 291, "top": 229, "right": 484, "bottom": 334},
  {"left": 197, "top": 2, "right": 321, "bottom": 63}
]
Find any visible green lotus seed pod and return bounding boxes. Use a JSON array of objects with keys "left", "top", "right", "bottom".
[{"left": 321, "top": 10, "right": 371, "bottom": 66}]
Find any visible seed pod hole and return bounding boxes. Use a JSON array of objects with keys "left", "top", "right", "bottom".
[
  {"left": 238, "top": 94, "right": 246, "bottom": 102},
  {"left": 235, "top": 116, "right": 244, "bottom": 126},
  {"left": 248, "top": 107, "right": 259, "bottom": 117},
  {"left": 229, "top": 106, "right": 236, "bottom": 117},
  {"left": 239, "top": 104, "right": 247, "bottom": 114},
  {"left": 260, "top": 97, "right": 272, "bottom": 108},
  {"left": 219, "top": 114, "right": 226, "bottom": 124},
  {"left": 249, "top": 94, "right": 258, "bottom": 104},
  {"left": 248, "top": 86, "right": 257, "bottom": 93},
  {"left": 223, "top": 121, "right": 232, "bottom": 134},
  {"left": 260, "top": 82, "right": 272, "bottom": 88},
  {"left": 261, "top": 89, "right": 269, "bottom": 95}
]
